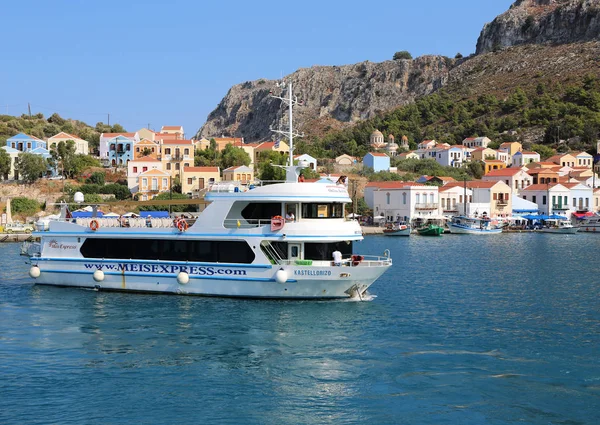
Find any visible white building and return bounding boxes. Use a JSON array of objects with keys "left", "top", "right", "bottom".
[
  {"left": 294, "top": 154, "right": 317, "bottom": 170},
  {"left": 512, "top": 151, "right": 540, "bottom": 167},
  {"left": 439, "top": 184, "right": 473, "bottom": 218},
  {"left": 371, "top": 182, "right": 440, "bottom": 223},
  {"left": 463, "top": 137, "right": 491, "bottom": 149},
  {"left": 482, "top": 167, "right": 532, "bottom": 193}
]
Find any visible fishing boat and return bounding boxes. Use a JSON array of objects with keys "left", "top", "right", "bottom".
[
  {"left": 22, "top": 82, "right": 392, "bottom": 299},
  {"left": 417, "top": 224, "right": 444, "bottom": 236},
  {"left": 447, "top": 216, "right": 502, "bottom": 235},
  {"left": 383, "top": 222, "right": 411, "bottom": 236},
  {"left": 539, "top": 220, "right": 579, "bottom": 234}
]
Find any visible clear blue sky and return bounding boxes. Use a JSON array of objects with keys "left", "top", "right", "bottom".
[{"left": 0, "top": 0, "right": 514, "bottom": 139}]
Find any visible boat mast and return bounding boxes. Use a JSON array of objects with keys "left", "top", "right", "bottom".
[
  {"left": 270, "top": 80, "right": 304, "bottom": 181},
  {"left": 463, "top": 178, "right": 467, "bottom": 217}
]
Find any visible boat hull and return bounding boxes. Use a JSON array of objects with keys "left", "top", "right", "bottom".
[
  {"left": 540, "top": 228, "right": 579, "bottom": 234},
  {"left": 29, "top": 258, "right": 391, "bottom": 299},
  {"left": 447, "top": 224, "right": 502, "bottom": 234},
  {"left": 417, "top": 226, "right": 444, "bottom": 236},
  {"left": 383, "top": 229, "right": 411, "bottom": 236}
]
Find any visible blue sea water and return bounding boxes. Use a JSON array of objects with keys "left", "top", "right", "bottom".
[{"left": 0, "top": 234, "right": 599, "bottom": 425}]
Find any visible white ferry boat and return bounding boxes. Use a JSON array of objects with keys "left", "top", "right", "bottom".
[
  {"left": 24, "top": 82, "right": 392, "bottom": 299},
  {"left": 577, "top": 214, "right": 600, "bottom": 233}
]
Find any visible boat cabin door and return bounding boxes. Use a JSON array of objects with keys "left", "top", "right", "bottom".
[{"left": 288, "top": 243, "right": 301, "bottom": 261}]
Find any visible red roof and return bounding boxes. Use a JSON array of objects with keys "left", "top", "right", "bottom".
[
  {"left": 161, "top": 126, "right": 183, "bottom": 130},
  {"left": 484, "top": 168, "right": 523, "bottom": 177},
  {"left": 365, "top": 181, "right": 424, "bottom": 189},
  {"left": 444, "top": 181, "right": 499, "bottom": 190},
  {"left": 102, "top": 132, "right": 137, "bottom": 138},
  {"left": 184, "top": 166, "right": 219, "bottom": 172},
  {"left": 161, "top": 139, "right": 193, "bottom": 145},
  {"left": 368, "top": 152, "right": 389, "bottom": 157},
  {"left": 50, "top": 131, "right": 82, "bottom": 140},
  {"left": 527, "top": 168, "right": 558, "bottom": 175},
  {"left": 130, "top": 155, "right": 159, "bottom": 162}
]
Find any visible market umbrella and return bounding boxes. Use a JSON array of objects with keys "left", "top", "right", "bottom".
[{"left": 548, "top": 214, "right": 567, "bottom": 220}]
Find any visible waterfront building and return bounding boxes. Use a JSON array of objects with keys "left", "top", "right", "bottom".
[
  {"left": 363, "top": 152, "right": 390, "bottom": 172},
  {"left": 370, "top": 182, "right": 439, "bottom": 223},
  {"left": 439, "top": 184, "right": 473, "bottom": 218},
  {"left": 443, "top": 181, "right": 512, "bottom": 217},
  {"left": 48, "top": 132, "right": 89, "bottom": 155},
  {"left": 6, "top": 133, "right": 47, "bottom": 152},
  {"left": 520, "top": 183, "right": 571, "bottom": 216},
  {"left": 223, "top": 165, "right": 253, "bottom": 183}
]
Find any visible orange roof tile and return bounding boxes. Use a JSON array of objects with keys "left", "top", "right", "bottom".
[
  {"left": 184, "top": 166, "right": 219, "bottom": 173},
  {"left": 368, "top": 152, "right": 389, "bottom": 157},
  {"left": 130, "top": 155, "right": 159, "bottom": 162},
  {"left": 484, "top": 168, "right": 524, "bottom": 177},
  {"left": 161, "top": 126, "right": 183, "bottom": 130},
  {"left": 160, "top": 139, "right": 193, "bottom": 145},
  {"left": 102, "top": 132, "right": 137, "bottom": 138}
]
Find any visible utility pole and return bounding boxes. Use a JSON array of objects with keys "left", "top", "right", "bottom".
[{"left": 107, "top": 113, "right": 110, "bottom": 127}]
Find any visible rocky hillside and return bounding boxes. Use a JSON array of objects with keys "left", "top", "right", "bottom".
[
  {"left": 197, "top": 0, "right": 600, "bottom": 142},
  {"left": 197, "top": 56, "right": 451, "bottom": 141},
  {"left": 476, "top": 0, "right": 600, "bottom": 54}
]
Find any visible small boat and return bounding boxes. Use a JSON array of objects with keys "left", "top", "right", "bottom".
[
  {"left": 577, "top": 214, "right": 600, "bottom": 233},
  {"left": 539, "top": 220, "right": 579, "bottom": 234},
  {"left": 383, "top": 222, "right": 411, "bottom": 236},
  {"left": 417, "top": 224, "right": 444, "bottom": 236},
  {"left": 448, "top": 216, "right": 502, "bottom": 235}
]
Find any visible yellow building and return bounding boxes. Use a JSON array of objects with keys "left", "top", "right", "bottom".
[
  {"left": 133, "top": 139, "right": 159, "bottom": 158},
  {"left": 483, "top": 159, "right": 506, "bottom": 174},
  {"left": 250, "top": 141, "right": 290, "bottom": 165},
  {"left": 48, "top": 132, "right": 89, "bottom": 155},
  {"left": 137, "top": 169, "right": 171, "bottom": 201},
  {"left": 499, "top": 141, "right": 522, "bottom": 157},
  {"left": 471, "top": 147, "right": 498, "bottom": 162},
  {"left": 159, "top": 139, "right": 195, "bottom": 179},
  {"left": 181, "top": 166, "right": 221, "bottom": 196},
  {"left": 223, "top": 165, "right": 254, "bottom": 183}
]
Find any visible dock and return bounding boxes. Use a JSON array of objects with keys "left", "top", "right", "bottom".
[{"left": 0, "top": 233, "right": 38, "bottom": 243}]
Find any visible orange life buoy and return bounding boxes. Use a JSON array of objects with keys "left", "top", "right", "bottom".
[
  {"left": 90, "top": 219, "right": 99, "bottom": 231},
  {"left": 176, "top": 219, "right": 189, "bottom": 232}
]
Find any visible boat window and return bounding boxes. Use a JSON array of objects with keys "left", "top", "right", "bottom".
[
  {"left": 241, "top": 202, "right": 282, "bottom": 220},
  {"left": 301, "top": 203, "right": 344, "bottom": 219},
  {"left": 80, "top": 239, "right": 255, "bottom": 264},
  {"left": 304, "top": 241, "right": 352, "bottom": 261}
]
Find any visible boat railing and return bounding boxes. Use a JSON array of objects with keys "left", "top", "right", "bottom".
[
  {"left": 223, "top": 218, "right": 272, "bottom": 229},
  {"left": 277, "top": 255, "right": 392, "bottom": 267},
  {"left": 35, "top": 217, "right": 190, "bottom": 230}
]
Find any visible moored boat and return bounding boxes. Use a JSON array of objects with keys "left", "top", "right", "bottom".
[
  {"left": 417, "top": 224, "right": 444, "bottom": 236},
  {"left": 577, "top": 214, "right": 600, "bottom": 233},
  {"left": 447, "top": 216, "right": 502, "bottom": 235},
  {"left": 383, "top": 222, "right": 411, "bottom": 236},
  {"left": 539, "top": 220, "right": 579, "bottom": 234}
]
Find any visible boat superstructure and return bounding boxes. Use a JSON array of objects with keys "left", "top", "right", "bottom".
[
  {"left": 577, "top": 214, "right": 600, "bottom": 233},
  {"left": 447, "top": 216, "right": 503, "bottom": 235},
  {"left": 539, "top": 220, "right": 579, "bottom": 234},
  {"left": 24, "top": 81, "right": 392, "bottom": 299}
]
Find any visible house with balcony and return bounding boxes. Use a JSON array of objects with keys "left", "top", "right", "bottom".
[
  {"left": 527, "top": 168, "right": 560, "bottom": 185},
  {"left": 127, "top": 156, "right": 163, "bottom": 194},
  {"left": 512, "top": 151, "right": 540, "bottom": 167},
  {"left": 521, "top": 183, "right": 572, "bottom": 217},
  {"left": 439, "top": 184, "right": 473, "bottom": 218},
  {"left": 363, "top": 152, "right": 390, "bottom": 172},
  {"left": 105, "top": 135, "right": 134, "bottom": 167},
  {"left": 133, "top": 139, "right": 159, "bottom": 159},
  {"left": 136, "top": 169, "right": 171, "bottom": 201},
  {"left": 6, "top": 133, "right": 47, "bottom": 152},
  {"left": 435, "top": 146, "right": 467, "bottom": 167},
  {"left": 181, "top": 166, "right": 221, "bottom": 197},
  {"left": 483, "top": 168, "right": 532, "bottom": 193},
  {"left": 48, "top": 132, "right": 89, "bottom": 155},
  {"left": 470, "top": 147, "right": 498, "bottom": 162},
  {"left": 443, "top": 181, "right": 512, "bottom": 217},
  {"left": 463, "top": 136, "right": 491, "bottom": 149},
  {"left": 223, "top": 165, "right": 253, "bottom": 183},
  {"left": 159, "top": 139, "right": 195, "bottom": 179},
  {"left": 99, "top": 132, "right": 139, "bottom": 162},
  {"left": 369, "top": 182, "right": 440, "bottom": 223},
  {"left": 563, "top": 182, "right": 594, "bottom": 216}
]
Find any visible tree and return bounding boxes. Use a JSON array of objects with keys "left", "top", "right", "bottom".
[
  {"left": 86, "top": 171, "right": 105, "bottom": 185},
  {"left": 15, "top": 153, "right": 47, "bottom": 184},
  {"left": 455, "top": 52, "right": 463, "bottom": 59},
  {"left": 141, "top": 147, "right": 153, "bottom": 157},
  {"left": 111, "top": 124, "right": 126, "bottom": 133},
  {"left": 10, "top": 197, "right": 40, "bottom": 216},
  {"left": 50, "top": 140, "right": 76, "bottom": 178},
  {"left": 393, "top": 51, "right": 412, "bottom": 60},
  {"left": 0, "top": 148, "right": 11, "bottom": 179},
  {"left": 531, "top": 143, "right": 556, "bottom": 160},
  {"left": 219, "top": 144, "right": 251, "bottom": 169}
]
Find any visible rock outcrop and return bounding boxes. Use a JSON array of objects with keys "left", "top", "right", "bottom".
[
  {"left": 476, "top": 0, "right": 600, "bottom": 54},
  {"left": 196, "top": 56, "right": 451, "bottom": 141}
]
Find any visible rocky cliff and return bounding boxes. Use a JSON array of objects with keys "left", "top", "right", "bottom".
[
  {"left": 196, "top": 56, "right": 451, "bottom": 141},
  {"left": 476, "top": 0, "right": 600, "bottom": 54}
]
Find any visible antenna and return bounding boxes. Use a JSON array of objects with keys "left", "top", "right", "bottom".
[{"left": 269, "top": 81, "right": 304, "bottom": 167}]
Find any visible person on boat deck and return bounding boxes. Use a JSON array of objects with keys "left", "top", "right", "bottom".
[
  {"left": 146, "top": 215, "right": 152, "bottom": 228},
  {"left": 119, "top": 215, "right": 128, "bottom": 227},
  {"left": 336, "top": 175, "right": 347, "bottom": 185},
  {"left": 332, "top": 249, "right": 342, "bottom": 266},
  {"left": 285, "top": 211, "right": 295, "bottom": 222},
  {"left": 298, "top": 174, "right": 305, "bottom": 182}
]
